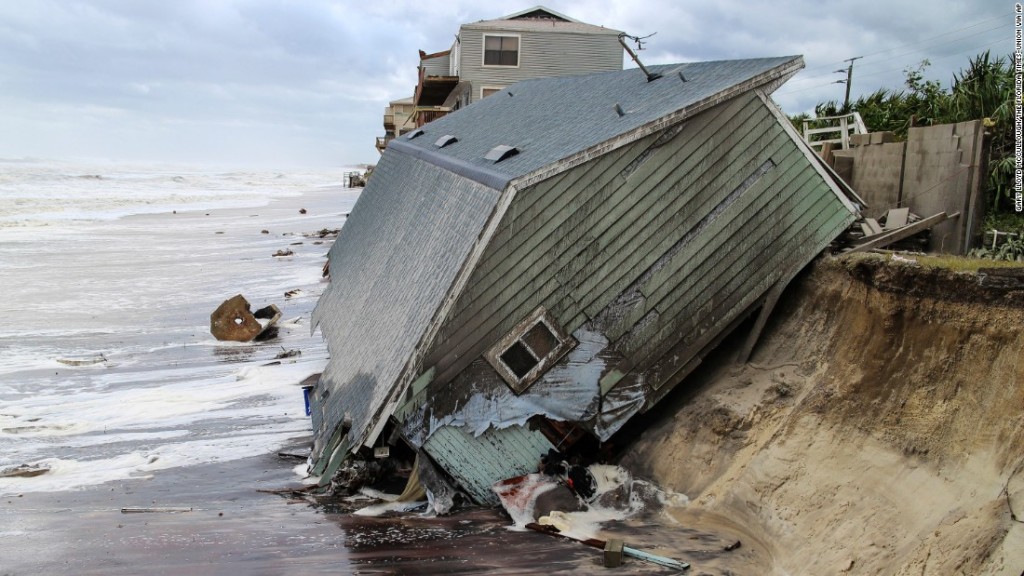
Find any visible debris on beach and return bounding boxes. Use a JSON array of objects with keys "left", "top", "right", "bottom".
[
  {"left": 120, "top": 507, "right": 194, "bottom": 514},
  {"left": 56, "top": 354, "right": 108, "bottom": 367},
  {"left": 275, "top": 348, "right": 301, "bottom": 360},
  {"left": 209, "top": 295, "right": 281, "bottom": 342},
  {"left": 284, "top": 289, "right": 301, "bottom": 298},
  {"left": 489, "top": 461, "right": 690, "bottom": 569},
  {"left": 526, "top": 522, "right": 690, "bottom": 571},
  {"left": 272, "top": 248, "right": 294, "bottom": 257},
  {"left": 299, "top": 208, "right": 307, "bottom": 214},
  {"left": 0, "top": 463, "right": 51, "bottom": 478},
  {"left": 304, "top": 228, "right": 340, "bottom": 239}
]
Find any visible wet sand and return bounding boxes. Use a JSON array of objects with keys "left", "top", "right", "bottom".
[{"left": 0, "top": 443, "right": 703, "bottom": 575}]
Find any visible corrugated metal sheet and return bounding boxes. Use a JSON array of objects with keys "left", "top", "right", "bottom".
[
  {"left": 422, "top": 425, "right": 554, "bottom": 505},
  {"left": 422, "top": 90, "right": 855, "bottom": 392},
  {"left": 309, "top": 150, "right": 500, "bottom": 456}
]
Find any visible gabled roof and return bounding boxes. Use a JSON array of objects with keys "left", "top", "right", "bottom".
[
  {"left": 502, "top": 6, "right": 577, "bottom": 22},
  {"left": 389, "top": 56, "right": 804, "bottom": 190},
  {"left": 463, "top": 5, "right": 619, "bottom": 35},
  {"left": 462, "top": 17, "right": 621, "bottom": 35}
]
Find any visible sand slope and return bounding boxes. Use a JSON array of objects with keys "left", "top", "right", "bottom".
[{"left": 621, "top": 254, "right": 1024, "bottom": 575}]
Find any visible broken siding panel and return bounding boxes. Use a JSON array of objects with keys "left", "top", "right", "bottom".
[
  {"left": 423, "top": 425, "right": 553, "bottom": 505},
  {"left": 310, "top": 151, "right": 500, "bottom": 456}
]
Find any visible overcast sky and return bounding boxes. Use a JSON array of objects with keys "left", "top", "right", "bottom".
[{"left": 0, "top": 1, "right": 1012, "bottom": 168}]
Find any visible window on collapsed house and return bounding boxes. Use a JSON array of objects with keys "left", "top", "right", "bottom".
[
  {"left": 485, "top": 307, "right": 575, "bottom": 394},
  {"left": 483, "top": 34, "right": 519, "bottom": 67}
]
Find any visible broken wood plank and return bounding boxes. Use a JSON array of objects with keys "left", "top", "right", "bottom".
[
  {"left": 738, "top": 279, "right": 786, "bottom": 364},
  {"left": 604, "top": 538, "right": 624, "bottom": 567},
  {"left": 120, "top": 507, "right": 194, "bottom": 514},
  {"left": 863, "top": 218, "right": 883, "bottom": 235},
  {"left": 845, "top": 212, "right": 949, "bottom": 255},
  {"left": 884, "top": 207, "right": 909, "bottom": 230}
]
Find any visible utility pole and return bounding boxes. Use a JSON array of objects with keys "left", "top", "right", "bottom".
[{"left": 834, "top": 56, "right": 862, "bottom": 111}]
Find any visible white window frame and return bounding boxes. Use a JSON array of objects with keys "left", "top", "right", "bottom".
[
  {"left": 485, "top": 307, "right": 575, "bottom": 395},
  {"left": 481, "top": 33, "right": 521, "bottom": 68},
  {"left": 480, "top": 85, "right": 506, "bottom": 99}
]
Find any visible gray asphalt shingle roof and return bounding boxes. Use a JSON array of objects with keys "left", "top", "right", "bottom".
[{"left": 388, "top": 56, "right": 803, "bottom": 190}]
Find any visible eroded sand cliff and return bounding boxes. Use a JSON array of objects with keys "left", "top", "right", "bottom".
[{"left": 621, "top": 255, "right": 1024, "bottom": 575}]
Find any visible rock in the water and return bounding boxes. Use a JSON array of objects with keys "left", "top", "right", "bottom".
[
  {"left": 210, "top": 294, "right": 262, "bottom": 342},
  {"left": 0, "top": 463, "right": 50, "bottom": 478},
  {"left": 253, "top": 304, "right": 280, "bottom": 320}
]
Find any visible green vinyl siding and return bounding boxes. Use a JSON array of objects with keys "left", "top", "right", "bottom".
[
  {"left": 422, "top": 90, "right": 854, "bottom": 390},
  {"left": 422, "top": 425, "right": 553, "bottom": 505}
]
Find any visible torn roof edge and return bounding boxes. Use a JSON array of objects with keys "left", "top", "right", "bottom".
[{"left": 387, "top": 138, "right": 512, "bottom": 191}]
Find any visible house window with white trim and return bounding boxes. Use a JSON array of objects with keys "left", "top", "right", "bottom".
[
  {"left": 486, "top": 307, "right": 575, "bottom": 394},
  {"left": 483, "top": 34, "right": 519, "bottom": 67}
]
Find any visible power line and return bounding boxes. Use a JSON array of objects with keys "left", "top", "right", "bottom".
[
  {"left": 797, "top": 14, "right": 1009, "bottom": 77},
  {"left": 796, "top": 21, "right": 1011, "bottom": 85},
  {"left": 778, "top": 37, "right": 1007, "bottom": 97}
]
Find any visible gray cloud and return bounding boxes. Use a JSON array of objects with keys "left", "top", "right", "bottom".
[{"left": 0, "top": 1, "right": 1012, "bottom": 167}]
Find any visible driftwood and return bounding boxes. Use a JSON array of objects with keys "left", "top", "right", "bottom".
[{"left": 120, "top": 507, "right": 193, "bottom": 514}]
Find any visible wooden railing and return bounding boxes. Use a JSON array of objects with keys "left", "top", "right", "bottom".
[{"left": 803, "top": 112, "right": 867, "bottom": 151}]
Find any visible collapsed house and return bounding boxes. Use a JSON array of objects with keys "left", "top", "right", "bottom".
[{"left": 310, "top": 56, "right": 860, "bottom": 506}]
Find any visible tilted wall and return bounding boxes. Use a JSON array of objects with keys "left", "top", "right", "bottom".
[{"left": 410, "top": 90, "right": 855, "bottom": 435}]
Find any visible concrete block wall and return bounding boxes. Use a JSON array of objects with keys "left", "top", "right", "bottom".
[
  {"left": 830, "top": 120, "right": 985, "bottom": 254},
  {"left": 832, "top": 141, "right": 905, "bottom": 219},
  {"left": 902, "top": 120, "right": 984, "bottom": 254}
]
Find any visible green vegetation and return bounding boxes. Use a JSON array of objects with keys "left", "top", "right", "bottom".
[
  {"left": 915, "top": 253, "right": 1024, "bottom": 270},
  {"left": 794, "top": 51, "right": 1018, "bottom": 215}
]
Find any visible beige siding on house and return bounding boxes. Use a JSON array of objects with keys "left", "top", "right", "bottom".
[
  {"left": 459, "top": 26, "right": 622, "bottom": 102},
  {"left": 421, "top": 53, "right": 451, "bottom": 77}
]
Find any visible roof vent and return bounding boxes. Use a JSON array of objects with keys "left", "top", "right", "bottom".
[
  {"left": 485, "top": 145, "right": 519, "bottom": 163},
  {"left": 405, "top": 129, "right": 425, "bottom": 140},
  {"left": 435, "top": 135, "right": 458, "bottom": 148}
]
